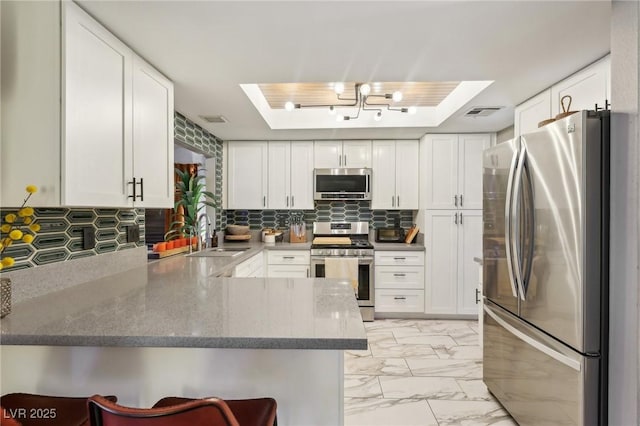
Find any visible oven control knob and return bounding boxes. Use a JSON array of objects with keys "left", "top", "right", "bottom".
[
  {"left": 339, "top": 249, "right": 346, "bottom": 255},
  {"left": 321, "top": 250, "right": 328, "bottom": 256}
]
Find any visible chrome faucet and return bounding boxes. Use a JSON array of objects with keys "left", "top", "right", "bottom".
[{"left": 197, "top": 214, "right": 212, "bottom": 251}]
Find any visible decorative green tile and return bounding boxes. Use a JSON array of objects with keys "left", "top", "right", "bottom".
[
  {"left": 1, "top": 244, "right": 35, "bottom": 261},
  {"left": 32, "top": 248, "right": 69, "bottom": 265},
  {"left": 67, "top": 240, "right": 86, "bottom": 252},
  {"left": 96, "top": 229, "right": 118, "bottom": 241},
  {"left": 69, "top": 251, "right": 96, "bottom": 260},
  {"left": 117, "top": 209, "right": 137, "bottom": 221},
  {"left": 95, "top": 241, "right": 118, "bottom": 254},
  {"left": 95, "top": 208, "right": 118, "bottom": 216},
  {"left": 67, "top": 225, "right": 91, "bottom": 238},
  {"left": 2, "top": 262, "right": 32, "bottom": 271},
  {"left": 32, "top": 233, "right": 70, "bottom": 250},
  {"left": 96, "top": 217, "right": 118, "bottom": 229},
  {"left": 117, "top": 243, "right": 137, "bottom": 251},
  {"left": 34, "top": 208, "right": 70, "bottom": 217},
  {"left": 66, "top": 210, "right": 96, "bottom": 223},
  {"left": 36, "top": 218, "right": 70, "bottom": 234}
]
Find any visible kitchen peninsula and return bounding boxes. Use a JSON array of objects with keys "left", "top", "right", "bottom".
[{"left": 0, "top": 249, "right": 367, "bottom": 426}]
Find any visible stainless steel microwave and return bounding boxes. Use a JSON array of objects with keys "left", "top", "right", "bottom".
[{"left": 313, "top": 168, "right": 371, "bottom": 201}]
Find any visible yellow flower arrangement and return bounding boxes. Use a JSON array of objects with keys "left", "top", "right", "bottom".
[{"left": 0, "top": 186, "right": 39, "bottom": 271}]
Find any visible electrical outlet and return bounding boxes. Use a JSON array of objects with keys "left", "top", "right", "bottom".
[
  {"left": 82, "top": 226, "right": 96, "bottom": 250},
  {"left": 126, "top": 225, "right": 140, "bottom": 243}
]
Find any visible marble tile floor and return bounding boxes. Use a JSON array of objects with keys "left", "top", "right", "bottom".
[{"left": 344, "top": 319, "right": 517, "bottom": 426}]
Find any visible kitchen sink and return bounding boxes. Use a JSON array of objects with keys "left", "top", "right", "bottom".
[{"left": 187, "top": 247, "right": 249, "bottom": 257}]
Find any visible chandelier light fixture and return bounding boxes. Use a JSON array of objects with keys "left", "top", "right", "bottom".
[{"left": 284, "top": 82, "right": 418, "bottom": 122}]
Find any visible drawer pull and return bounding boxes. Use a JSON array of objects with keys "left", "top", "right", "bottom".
[
  {"left": 393, "top": 273, "right": 406, "bottom": 277},
  {"left": 393, "top": 257, "right": 406, "bottom": 260},
  {"left": 394, "top": 296, "right": 407, "bottom": 300},
  {"left": 283, "top": 256, "right": 295, "bottom": 260}
]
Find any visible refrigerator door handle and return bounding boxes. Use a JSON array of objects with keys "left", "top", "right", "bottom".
[
  {"left": 521, "top": 163, "right": 536, "bottom": 296},
  {"left": 504, "top": 147, "right": 520, "bottom": 298},
  {"left": 512, "top": 145, "right": 527, "bottom": 301},
  {"left": 484, "top": 304, "right": 582, "bottom": 371}
]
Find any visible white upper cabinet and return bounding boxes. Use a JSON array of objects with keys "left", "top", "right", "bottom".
[
  {"left": 227, "top": 142, "right": 268, "bottom": 209},
  {"left": 1, "top": 1, "right": 174, "bottom": 207},
  {"left": 514, "top": 55, "right": 610, "bottom": 138},
  {"left": 267, "top": 142, "right": 291, "bottom": 209},
  {"left": 267, "top": 141, "right": 314, "bottom": 210},
  {"left": 514, "top": 90, "right": 552, "bottom": 138},
  {"left": 551, "top": 56, "right": 610, "bottom": 116},
  {"left": 372, "top": 140, "right": 419, "bottom": 210},
  {"left": 314, "top": 140, "right": 371, "bottom": 168},
  {"left": 131, "top": 57, "right": 175, "bottom": 208},
  {"left": 422, "top": 134, "right": 490, "bottom": 210},
  {"left": 289, "top": 141, "right": 315, "bottom": 210}
]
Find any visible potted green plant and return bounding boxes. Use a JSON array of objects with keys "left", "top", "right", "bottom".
[{"left": 164, "top": 167, "right": 218, "bottom": 246}]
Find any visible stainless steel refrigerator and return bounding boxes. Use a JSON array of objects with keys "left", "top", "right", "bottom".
[{"left": 482, "top": 110, "right": 609, "bottom": 425}]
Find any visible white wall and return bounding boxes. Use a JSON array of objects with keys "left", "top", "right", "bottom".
[{"left": 609, "top": 1, "right": 640, "bottom": 424}]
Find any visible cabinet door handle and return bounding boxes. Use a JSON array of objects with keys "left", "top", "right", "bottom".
[
  {"left": 394, "top": 296, "right": 407, "bottom": 300},
  {"left": 128, "top": 177, "right": 137, "bottom": 200},
  {"left": 137, "top": 178, "right": 144, "bottom": 201},
  {"left": 460, "top": 194, "right": 463, "bottom": 207},
  {"left": 475, "top": 288, "right": 481, "bottom": 304},
  {"left": 286, "top": 196, "right": 289, "bottom": 207},
  {"left": 263, "top": 196, "right": 266, "bottom": 207},
  {"left": 460, "top": 212, "right": 463, "bottom": 224},
  {"left": 338, "top": 154, "right": 342, "bottom": 166},
  {"left": 397, "top": 195, "right": 400, "bottom": 207},
  {"left": 344, "top": 155, "right": 347, "bottom": 166},
  {"left": 393, "top": 273, "right": 406, "bottom": 277},
  {"left": 307, "top": 268, "right": 310, "bottom": 277},
  {"left": 454, "top": 212, "right": 458, "bottom": 224},
  {"left": 392, "top": 196, "right": 395, "bottom": 207},
  {"left": 291, "top": 195, "right": 295, "bottom": 207},
  {"left": 454, "top": 195, "right": 458, "bottom": 207}
]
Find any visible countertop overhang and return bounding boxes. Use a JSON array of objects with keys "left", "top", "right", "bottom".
[{"left": 1, "top": 251, "right": 367, "bottom": 350}]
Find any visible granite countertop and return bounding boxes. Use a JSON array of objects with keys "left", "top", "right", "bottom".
[{"left": 1, "top": 253, "right": 367, "bottom": 350}]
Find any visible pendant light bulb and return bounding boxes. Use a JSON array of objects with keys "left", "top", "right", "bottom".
[
  {"left": 374, "top": 111, "right": 382, "bottom": 122},
  {"left": 328, "top": 105, "right": 336, "bottom": 115},
  {"left": 334, "top": 82, "right": 345, "bottom": 95},
  {"left": 408, "top": 106, "right": 417, "bottom": 115},
  {"left": 359, "top": 83, "right": 371, "bottom": 96},
  {"left": 392, "top": 91, "right": 403, "bottom": 102},
  {"left": 284, "top": 101, "right": 295, "bottom": 112}
]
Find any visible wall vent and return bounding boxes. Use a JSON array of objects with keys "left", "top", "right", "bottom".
[
  {"left": 199, "top": 115, "right": 228, "bottom": 123},
  {"left": 464, "top": 106, "right": 503, "bottom": 117}
]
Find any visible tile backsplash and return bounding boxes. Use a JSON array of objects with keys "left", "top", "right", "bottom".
[
  {"left": 224, "top": 201, "right": 415, "bottom": 231},
  {"left": 0, "top": 208, "right": 145, "bottom": 271}
]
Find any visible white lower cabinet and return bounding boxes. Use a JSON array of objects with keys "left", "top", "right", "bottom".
[
  {"left": 375, "top": 251, "right": 425, "bottom": 314},
  {"left": 233, "top": 252, "right": 264, "bottom": 278},
  {"left": 266, "top": 250, "right": 310, "bottom": 278}
]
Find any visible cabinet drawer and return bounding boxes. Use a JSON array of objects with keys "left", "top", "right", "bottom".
[
  {"left": 375, "top": 290, "right": 425, "bottom": 313},
  {"left": 375, "top": 251, "right": 424, "bottom": 266},
  {"left": 267, "top": 264, "right": 310, "bottom": 278},
  {"left": 267, "top": 250, "right": 310, "bottom": 265},
  {"left": 375, "top": 267, "right": 424, "bottom": 289}
]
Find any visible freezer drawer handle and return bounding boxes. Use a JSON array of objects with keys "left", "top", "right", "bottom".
[{"left": 484, "top": 305, "right": 581, "bottom": 371}]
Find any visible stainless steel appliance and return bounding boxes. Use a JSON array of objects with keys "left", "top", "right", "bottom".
[
  {"left": 314, "top": 168, "right": 371, "bottom": 201},
  {"left": 482, "top": 110, "right": 609, "bottom": 425},
  {"left": 310, "top": 222, "right": 374, "bottom": 321}
]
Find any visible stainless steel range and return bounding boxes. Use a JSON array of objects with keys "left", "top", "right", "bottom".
[{"left": 310, "top": 222, "right": 374, "bottom": 321}]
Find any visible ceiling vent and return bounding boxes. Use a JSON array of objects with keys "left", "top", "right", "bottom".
[
  {"left": 199, "top": 115, "right": 228, "bottom": 123},
  {"left": 464, "top": 106, "right": 503, "bottom": 117}
]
